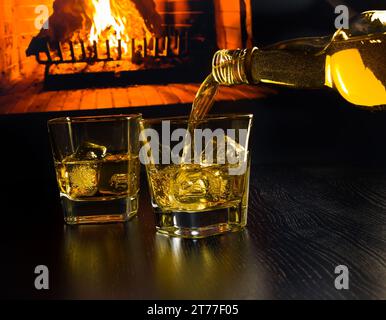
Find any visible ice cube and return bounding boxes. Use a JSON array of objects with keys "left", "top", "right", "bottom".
[
  {"left": 109, "top": 173, "right": 129, "bottom": 191},
  {"left": 62, "top": 141, "right": 106, "bottom": 198},
  {"left": 171, "top": 166, "right": 227, "bottom": 204},
  {"left": 172, "top": 167, "right": 209, "bottom": 204},
  {"left": 67, "top": 163, "right": 98, "bottom": 197},
  {"left": 74, "top": 141, "right": 107, "bottom": 160},
  {"left": 200, "top": 135, "right": 245, "bottom": 165}
]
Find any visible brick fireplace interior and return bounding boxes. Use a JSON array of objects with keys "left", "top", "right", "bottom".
[{"left": 0, "top": 0, "right": 270, "bottom": 114}]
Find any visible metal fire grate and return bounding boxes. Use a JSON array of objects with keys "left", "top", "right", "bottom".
[
  {"left": 27, "top": 32, "right": 189, "bottom": 65},
  {"left": 25, "top": 29, "right": 204, "bottom": 89}
]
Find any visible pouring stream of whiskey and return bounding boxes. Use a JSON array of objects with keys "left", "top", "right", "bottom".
[
  {"left": 181, "top": 74, "right": 219, "bottom": 163},
  {"left": 189, "top": 74, "right": 219, "bottom": 122}
]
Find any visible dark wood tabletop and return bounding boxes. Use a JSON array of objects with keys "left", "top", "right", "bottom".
[
  {"left": 1, "top": 89, "right": 386, "bottom": 300},
  {"left": 2, "top": 165, "right": 386, "bottom": 300}
]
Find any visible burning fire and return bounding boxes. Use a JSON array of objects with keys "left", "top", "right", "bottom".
[{"left": 86, "top": 0, "right": 153, "bottom": 55}]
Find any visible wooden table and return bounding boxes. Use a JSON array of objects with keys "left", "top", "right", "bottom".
[{"left": 1, "top": 90, "right": 386, "bottom": 299}]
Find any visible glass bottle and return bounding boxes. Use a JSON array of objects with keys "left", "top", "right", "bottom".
[{"left": 212, "top": 10, "right": 386, "bottom": 108}]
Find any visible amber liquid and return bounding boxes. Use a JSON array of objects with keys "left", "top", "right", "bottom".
[
  {"left": 148, "top": 163, "right": 249, "bottom": 212},
  {"left": 325, "top": 33, "right": 386, "bottom": 107},
  {"left": 56, "top": 154, "right": 140, "bottom": 200},
  {"left": 189, "top": 74, "right": 219, "bottom": 121},
  {"left": 55, "top": 153, "right": 140, "bottom": 224}
]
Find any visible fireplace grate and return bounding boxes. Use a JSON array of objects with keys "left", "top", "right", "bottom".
[
  {"left": 24, "top": 29, "right": 209, "bottom": 89},
  {"left": 26, "top": 32, "right": 189, "bottom": 65}
]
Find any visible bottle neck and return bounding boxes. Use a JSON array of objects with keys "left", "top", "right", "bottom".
[
  {"left": 212, "top": 46, "right": 327, "bottom": 89},
  {"left": 212, "top": 48, "right": 258, "bottom": 85}
]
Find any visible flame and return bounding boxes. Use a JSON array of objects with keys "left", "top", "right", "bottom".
[
  {"left": 89, "top": 0, "right": 125, "bottom": 47},
  {"left": 87, "top": 0, "right": 152, "bottom": 55}
]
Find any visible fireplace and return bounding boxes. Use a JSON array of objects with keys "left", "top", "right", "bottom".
[
  {"left": 0, "top": 0, "right": 268, "bottom": 114},
  {"left": 25, "top": 0, "right": 219, "bottom": 87}
]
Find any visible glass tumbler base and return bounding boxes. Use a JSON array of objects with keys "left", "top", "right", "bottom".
[
  {"left": 61, "top": 194, "right": 138, "bottom": 225},
  {"left": 154, "top": 204, "right": 247, "bottom": 238}
]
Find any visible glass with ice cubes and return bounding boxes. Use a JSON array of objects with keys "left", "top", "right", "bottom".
[
  {"left": 141, "top": 114, "right": 253, "bottom": 238},
  {"left": 48, "top": 115, "right": 142, "bottom": 224}
]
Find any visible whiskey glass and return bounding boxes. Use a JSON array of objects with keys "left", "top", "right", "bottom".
[
  {"left": 48, "top": 114, "right": 142, "bottom": 224},
  {"left": 141, "top": 114, "right": 253, "bottom": 238}
]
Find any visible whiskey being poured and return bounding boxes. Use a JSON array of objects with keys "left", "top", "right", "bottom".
[{"left": 190, "top": 10, "right": 386, "bottom": 122}]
